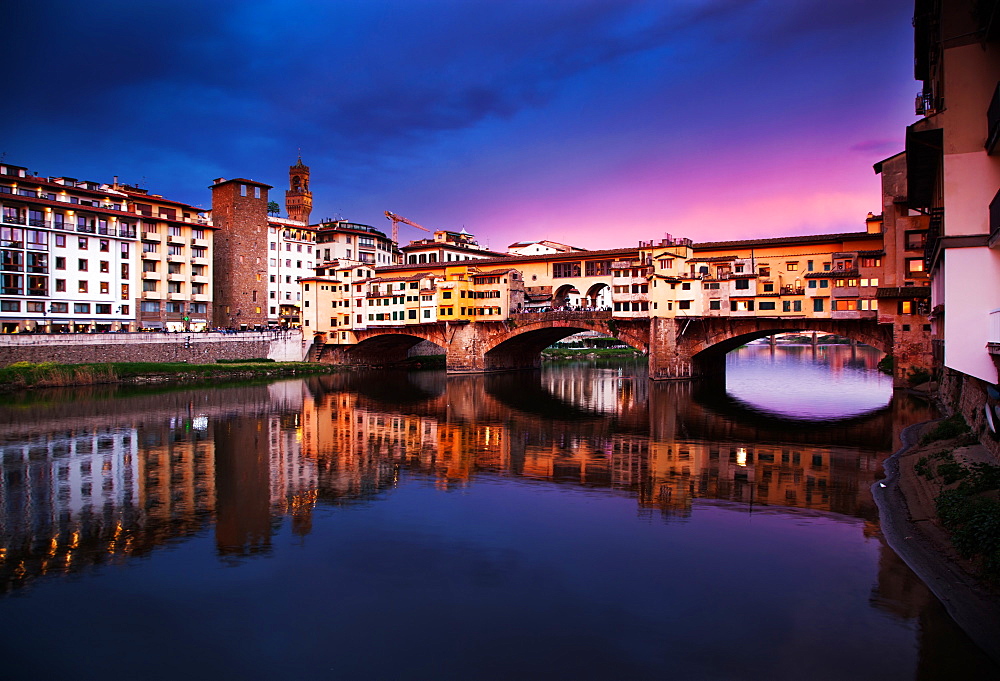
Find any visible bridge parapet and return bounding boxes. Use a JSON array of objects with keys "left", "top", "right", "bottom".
[{"left": 511, "top": 310, "right": 613, "bottom": 324}]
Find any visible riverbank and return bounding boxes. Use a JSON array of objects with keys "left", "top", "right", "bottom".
[
  {"left": 874, "top": 418, "right": 1000, "bottom": 663},
  {"left": 0, "top": 360, "right": 342, "bottom": 391},
  {"left": 541, "top": 348, "right": 643, "bottom": 359}
]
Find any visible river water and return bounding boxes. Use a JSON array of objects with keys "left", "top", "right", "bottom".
[{"left": 0, "top": 345, "right": 997, "bottom": 680}]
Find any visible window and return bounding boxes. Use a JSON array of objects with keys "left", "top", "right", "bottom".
[
  {"left": 192, "top": 246, "right": 207, "bottom": 258},
  {"left": 55, "top": 234, "right": 66, "bottom": 247},
  {"left": 143, "top": 242, "right": 159, "bottom": 253},
  {"left": 99, "top": 260, "right": 109, "bottom": 273},
  {"left": 143, "top": 280, "right": 158, "bottom": 292},
  {"left": 906, "top": 258, "right": 925, "bottom": 275},
  {"left": 167, "top": 245, "right": 184, "bottom": 256},
  {"left": 99, "top": 239, "right": 109, "bottom": 252},
  {"left": 55, "top": 279, "right": 66, "bottom": 292},
  {"left": 78, "top": 281, "right": 88, "bottom": 293},
  {"left": 78, "top": 237, "right": 88, "bottom": 249},
  {"left": 100, "top": 282, "right": 109, "bottom": 294},
  {"left": 96, "top": 304, "right": 111, "bottom": 314},
  {"left": 734, "top": 279, "right": 750, "bottom": 290},
  {"left": 709, "top": 300, "right": 721, "bottom": 310},
  {"left": 0, "top": 300, "right": 20, "bottom": 312},
  {"left": 553, "top": 262, "right": 582, "bottom": 278},
  {"left": 141, "top": 301, "right": 160, "bottom": 313},
  {"left": 758, "top": 301, "right": 776, "bottom": 310},
  {"left": 786, "top": 262, "right": 798, "bottom": 271},
  {"left": 905, "top": 231, "right": 927, "bottom": 250},
  {"left": 758, "top": 266, "right": 770, "bottom": 277},
  {"left": 813, "top": 298, "right": 824, "bottom": 312},
  {"left": 74, "top": 303, "right": 90, "bottom": 314},
  {"left": 678, "top": 300, "right": 692, "bottom": 310}
]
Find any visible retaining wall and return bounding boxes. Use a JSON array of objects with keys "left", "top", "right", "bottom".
[{"left": 0, "top": 330, "right": 307, "bottom": 366}]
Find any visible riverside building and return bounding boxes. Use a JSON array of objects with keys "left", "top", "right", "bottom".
[{"left": 0, "top": 162, "right": 213, "bottom": 333}]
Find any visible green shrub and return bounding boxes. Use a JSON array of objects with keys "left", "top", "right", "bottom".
[{"left": 920, "top": 414, "right": 971, "bottom": 445}]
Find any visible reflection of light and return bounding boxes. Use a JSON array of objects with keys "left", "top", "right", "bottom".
[
  {"left": 736, "top": 447, "right": 747, "bottom": 467},
  {"left": 192, "top": 416, "right": 208, "bottom": 430}
]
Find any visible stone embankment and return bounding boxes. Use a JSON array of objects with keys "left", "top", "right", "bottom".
[
  {"left": 0, "top": 330, "right": 307, "bottom": 365},
  {"left": 874, "top": 419, "right": 1000, "bottom": 664}
]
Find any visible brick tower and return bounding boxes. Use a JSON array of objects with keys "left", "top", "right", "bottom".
[
  {"left": 210, "top": 177, "right": 272, "bottom": 329},
  {"left": 285, "top": 157, "right": 312, "bottom": 224}
]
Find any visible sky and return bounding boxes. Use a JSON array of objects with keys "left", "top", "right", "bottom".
[{"left": 3, "top": 0, "right": 918, "bottom": 251}]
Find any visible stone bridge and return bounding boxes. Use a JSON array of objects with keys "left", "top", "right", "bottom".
[{"left": 316, "top": 311, "right": 904, "bottom": 383}]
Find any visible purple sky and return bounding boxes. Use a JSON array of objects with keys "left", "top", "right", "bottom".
[{"left": 4, "top": 0, "right": 917, "bottom": 250}]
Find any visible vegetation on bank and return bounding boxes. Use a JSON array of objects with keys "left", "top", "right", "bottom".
[
  {"left": 913, "top": 413, "right": 1000, "bottom": 579},
  {"left": 0, "top": 360, "right": 340, "bottom": 390},
  {"left": 542, "top": 347, "right": 643, "bottom": 358}
]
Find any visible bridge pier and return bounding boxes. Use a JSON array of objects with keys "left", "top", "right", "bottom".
[{"left": 648, "top": 317, "right": 713, "bottom": 380}]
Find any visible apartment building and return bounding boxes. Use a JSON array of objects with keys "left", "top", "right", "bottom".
[
  {"left": 267, "top": 217, "right": 317, "bottom": 327},
  {"left": 315, "top": 220, "right": 395, "bottom": 267},
  {"left": 0, "top": 163, "right": 213, "bottom": 333},
  {"left": 129, "top": 187, "right": 215, "bottom": 331}
]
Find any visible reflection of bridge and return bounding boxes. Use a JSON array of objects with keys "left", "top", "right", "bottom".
[{"left": 317, "top": 311, "right": 895, "bottom": 382}]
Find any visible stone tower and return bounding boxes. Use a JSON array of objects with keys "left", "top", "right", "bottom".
[
  {"left": 285, "top": 156, "right": 312, "bottom": 224},
  {"left": 210, "top": 177, "right": 272, "bottom": 329}
]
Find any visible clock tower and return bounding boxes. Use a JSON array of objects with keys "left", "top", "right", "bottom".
[{"left": 285, "top": 156, "right": 313, "bottom": 224}]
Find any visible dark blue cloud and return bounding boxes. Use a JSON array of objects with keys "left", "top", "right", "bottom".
[{"left": 3, "top": 0, "right": 917, "bottom": 245}]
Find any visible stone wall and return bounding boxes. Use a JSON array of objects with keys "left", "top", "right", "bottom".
[
  {"left": 0, "top": 330, "right": 306, "bottom": 366},
  {"left": 938, "top": 367, "right": 1000, "bottom": 463}
]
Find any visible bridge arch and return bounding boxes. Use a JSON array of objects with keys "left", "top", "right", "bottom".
[
  {"left": 480, "top": 315, "right": 648, "bottom": 372},
  {"left": 319, "top": 329, "right": 445, "bottom": 366},
  {"left": 681, "top": 318, "right": 892, "bottom": 376},
  {"left": 552, "top": 284, "right": 581, "bottom": 309},
  {"left": 584, "top": 283, "right": 612, "bottom": 309}
]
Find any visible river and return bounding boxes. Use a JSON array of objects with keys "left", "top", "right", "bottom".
[{"left": 0, "top": 345, "right": 997, "bottom": 680}]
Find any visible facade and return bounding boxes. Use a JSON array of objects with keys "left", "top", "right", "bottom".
[
  {"left": 130, "top": 186, "right": 215, "bottom": 331},
  {"left": 909, "top": 0, "right": 1000, "bottom": 384},
  {"left": 401, "top": 229, "right": 505, "bottom": 264},
  {"left": 267, "top": 217, "right": 316, "bottom": 327},
  {"left": 315, "top": 220, "right": 395, "bottom": 267},
  {"left": 0, "top": 162, "right": 214, "bottom": 333}
]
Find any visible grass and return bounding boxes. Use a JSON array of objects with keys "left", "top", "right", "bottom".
[{"left": 0, "top": 360, "right": 339, "bottom": 390}]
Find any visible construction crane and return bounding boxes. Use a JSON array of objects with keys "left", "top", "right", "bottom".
[{"left": 384, "top": 210, "right": 431, "bottom": 244}]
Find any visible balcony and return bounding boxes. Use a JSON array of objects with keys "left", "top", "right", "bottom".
[
  {"left": 778, "top": 286, "right": 804, "bottom": 296},
  {"left": 192, "top": 293, "right": 210, "bottom": 302},
  {"left": 3, "top": 213, "right": 26, "bottom": 225},
  {"left": 143, "top": 291, "right": 162, "bottom": 300},
  {"left": 167, "top": 233, "right": 185, "bottom": 244},
  {"left": 191, "top": 238, "right": 208, "bottom": 248},
  {"left": 168, "top": 273, "right": 186, "bottom": 282},
  {"left": 142, "top": 231, "right": 161, "bottom": 241},
  {"left": 142, "top": 271, "right": 160, "bottom": 280}
]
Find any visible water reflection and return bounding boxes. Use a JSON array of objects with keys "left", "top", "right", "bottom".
[{"left": 0, "top": 351, "right": 996, "bottom": 679}]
